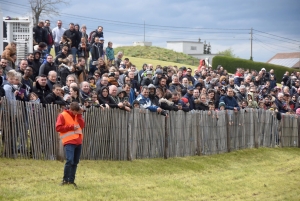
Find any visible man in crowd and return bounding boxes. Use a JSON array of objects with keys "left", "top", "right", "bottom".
[
  {"left": 17, "top": 59, "right": 28, "bottom": 76},
  {"left": 45, "top": 84, "right": 66, "bottom": 106},
  {"left": 39, "top": 55, "right": 56, "bottom": 76},
  {"left": 114, "top": 51, "right": 123, "bottom": 69},
  {"left": 63, "top": 23, "right": 81, "bottom": 63},
  {"left": 1, "top": 58, "right": 12, "bottom": 77},
  {"left": 90, "top": 26, "right": 104, "bottom": 45},
  {"left": 47, "top": 71, "right": 57, "bottom": 91},
  {"left": 62, "top": 74, "right": 77, "bottom": 95},
  {"left": 219, "top": 87, "right": 240, "bottom": 111},
  {"left": 44, "top": 20, "right": 54, "bottom": 54},
  {"left": 136, "top": 86, "right": 166, "bottom": 115},
  {"left": 32, "top": 74, "right": 51, "bottom": 104},
  {"left": 52, "top": 20, "right": 66, "bottom": 56},
  {"left": 33, "top": 21, "right": 47, "bottom": 44},
  {"left": 31, "top": 51, "right": 42, "bottom": 80},
  {"left": 22, "top": 66, "right": 34, "bottom": 94}
]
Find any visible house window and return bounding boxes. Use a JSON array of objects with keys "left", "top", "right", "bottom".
[{"left": 191, "top": 46, "right": 197, "bottom": 50}]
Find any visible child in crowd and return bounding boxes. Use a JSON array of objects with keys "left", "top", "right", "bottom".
[
  {"left": 219, "top": 102, "right": 226, "bottom": 111},
  {"left": 29, "top": 92, "right": 40, "bottom": 104},
  {"left": 133, "top": 100, "right": 140, "bottom": 109}
]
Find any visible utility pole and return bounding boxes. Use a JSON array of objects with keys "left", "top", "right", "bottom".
[{"left": 250, "top": 27, "right": 253, "bottom": 60}]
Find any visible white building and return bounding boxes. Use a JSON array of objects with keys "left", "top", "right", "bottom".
[{"left": 167, "top": 40, "right": 218, "bottom": 64}]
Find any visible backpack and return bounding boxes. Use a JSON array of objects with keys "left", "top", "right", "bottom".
[{"left": 88, "top": 30, "right": 96, "bottom": 43}]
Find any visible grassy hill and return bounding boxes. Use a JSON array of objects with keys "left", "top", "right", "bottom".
[
  {"left": 124, "top": 56, "right": 197, "bottom": 70},
  {"left": 1, "top": 148, "right": 300, "bottom": 200},
  {"left": 115, "top": 46, "right": 200, "bottom": 67}
]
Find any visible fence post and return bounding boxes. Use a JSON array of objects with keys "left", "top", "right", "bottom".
[
  {"left": 127, "top": 112, "right": 133, "bottom": 161},
  {"left": 164, "top": 116, "right": 168, "bottom": 159},
  {"left": 253, "top": 110, "right": 259, "bottom": 148},
  {"left": 226, "top": 111, "right": 231, "bottom": 153},
  {"left": 196, "top": 114, "right": 201, "bottom": 156}
]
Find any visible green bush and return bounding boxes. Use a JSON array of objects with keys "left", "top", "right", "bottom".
[{"left": 212, "top": 56, "right": 295, "bottom": 81}]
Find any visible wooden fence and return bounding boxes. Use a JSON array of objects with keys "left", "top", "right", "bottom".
[{"left": 0, "top": 99, "right": 299, "bottom": 160}]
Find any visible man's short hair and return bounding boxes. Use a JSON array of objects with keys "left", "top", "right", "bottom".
[
  {"left": 52, "top": 84, "right": 62, "bottom": 90},
  {"left": 69, "top": 102, "right": 80, "bottom": 111},
  {"left": 39, "top": 42, "right": 47, "bottom": 48},
  {"left": 69, "top": 23, "right": 74, "bottom": 26}
]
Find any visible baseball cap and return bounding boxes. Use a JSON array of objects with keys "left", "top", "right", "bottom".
[
  {"left": 187, "top": 86, "right": 194, "bottom": 91},
  {"left": 99, "top": 37, "right": 104, "bottom": 41},
  {"left": 261, "top": 68, "right": 266, "bottom": 71}
]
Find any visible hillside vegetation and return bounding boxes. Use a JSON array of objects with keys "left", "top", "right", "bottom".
[
  {"left": 114, "top": 46, "right": 200, "bottom": 66},
  {"left": 212, "top": 56, "right": 293, "bottom": 80}
]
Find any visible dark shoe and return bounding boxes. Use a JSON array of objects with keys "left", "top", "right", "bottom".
[
  {"left": 60, "top": 181, "right": 68, "bottom": 186},
  {"left": 69, "top": 182, "right": 77, "bottom": 188}
]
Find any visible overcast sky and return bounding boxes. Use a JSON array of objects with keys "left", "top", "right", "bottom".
[{"left": 1, "top": 0, "right": 300, "bottom": 62}]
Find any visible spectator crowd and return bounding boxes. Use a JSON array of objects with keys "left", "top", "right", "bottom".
[{"left": 1, "top": 20, "right": 300, "bottom": 118}]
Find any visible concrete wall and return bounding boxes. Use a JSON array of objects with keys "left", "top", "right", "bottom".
[
  {"left": 167, "top": 41, "right": 204, "bottom": 54},
  {"left": 182, "top": 42, "right": 204, "bottom": 54},
  {"left": 167, "top": 42, "right": 183, "bottom": 52}
]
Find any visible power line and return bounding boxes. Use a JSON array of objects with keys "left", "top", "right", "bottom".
[
  {"left": 0, "top": 0, "right": 249, "bottom": 31},
  {"left": 254, "top": 32, "right": 300, "bottom": 46},
  {"left": 253, "top": 29, "right": 300, "bottom": 43},
  {"left": 253, "top": 37, "right": 281, "bottom": 53},
  {"left": 253, "top": 37, "right": 300, "bottom": 52}
]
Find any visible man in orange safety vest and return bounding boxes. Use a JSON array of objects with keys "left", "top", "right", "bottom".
[{"left": 56, "top": 102, "right": 85, "bottom": 188}]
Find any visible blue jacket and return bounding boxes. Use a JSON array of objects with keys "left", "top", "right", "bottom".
[
  {"left": 135, "top": 94, "right": 158, "bottom": 112},
  {"left": 183, "top": 93, "right": 195, "bottom": 110},
  {"left": 219, "top": 95, "right": 240, "bottom": 111}
]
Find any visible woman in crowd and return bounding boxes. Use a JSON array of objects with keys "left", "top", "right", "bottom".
[
  {"left": 66, "top": 86, "right": 84, "bottom": 105},
  {"left": 195, "top": 93, "right": 209, "bottom": 111},
  {"left": 97, "top": 58, "right": 109, "bottom": 77}
]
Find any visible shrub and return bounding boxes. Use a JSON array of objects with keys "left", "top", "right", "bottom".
[{"left": 212, "top": 56, "right": 295, "bottom": 81}]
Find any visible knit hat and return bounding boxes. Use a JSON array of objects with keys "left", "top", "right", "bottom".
[
  {"left": 155, "top": 69, "right": 163, "bottom": 74},
  {"left": 148, "top": 84, "right": 156, "bottom": 89},
  {"left": 181, "top": 97, "right": 188, "bottom": 104},
  {"left": 219, "top": 102, "right": 226, "bottom": 108},
  {"left": 296, "top": 108, "right": 300, "bottom": 115}
]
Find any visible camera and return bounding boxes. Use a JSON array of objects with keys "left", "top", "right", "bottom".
[{"left": 61, "top": 63, "right": 73, "bottom": 71}]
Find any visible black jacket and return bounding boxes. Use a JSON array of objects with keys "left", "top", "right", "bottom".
[
  {"left": 33, "top": 25, "right": 47, "bottom": 44},
  {"left": 42, "top": 62, "right": 56, "bottom": 76},
  {"left": 90, "top": 30, "right": 104, "bottom": 44},
  {"left": 63, "top": 29, "right": 81, "bottom": 49},
  {"left": 32, "top": 81, "right": 51, "bottom": 104},
  {"left": 91, "top": 43, "right": 104, "bottom": 61},
  {"left": 32, "top": 51, "right": 42, "bottom": 80},
  {"left": 195, "top": 102, "right": 209, "bottom": 111},
  {"left": 45, "top": 92, "right": 66, "bottom": 106},
  {"left": 54, "top": 52, "right": 67, "bottom": 66}
]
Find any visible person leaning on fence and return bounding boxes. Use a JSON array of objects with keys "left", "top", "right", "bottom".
[
  {"left": 56, "top": 101, "right": 85, "bottom": 188},
  {"left": 219, "top": 87, "right": 240, "bottom": 112},
  {"left": 135, "top": 86, "right": 167, "bottom": 116},
  {"left": 45, "top": 84, "right": 66, "bottom": 107}
]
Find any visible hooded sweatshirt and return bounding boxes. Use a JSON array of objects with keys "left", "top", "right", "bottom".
[{"left": 247, "top": 92, "right": 258, "bottom": 108}]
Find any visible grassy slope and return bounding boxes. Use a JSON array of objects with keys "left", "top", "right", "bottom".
[
  {"left": 115, "top": 46, "right": 200, "bottom": 66},
  {"left": 1, "top": 148, "right": 300, "bottom": 200},
  {"left": 125, "top": 56, "right": 197, "bottom": 70}
]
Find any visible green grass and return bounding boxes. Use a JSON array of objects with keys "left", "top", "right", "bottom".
[
  {"left": 1, "top": 148, "right": 300, "bottom": 200},
  {"left": 124, "top": 56, "right": 197, "bottom": 70},
  {"left": 115, "top": 46, "right": 200, "bottom": 66}
]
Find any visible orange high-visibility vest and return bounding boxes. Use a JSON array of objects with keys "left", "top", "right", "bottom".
[{"left": 59, "top": 111, "right": 83, "bottom": 145}]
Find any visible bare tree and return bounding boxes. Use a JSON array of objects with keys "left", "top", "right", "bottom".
[{"left": 29, "top": 0, "right": 67, "bottom": 25}]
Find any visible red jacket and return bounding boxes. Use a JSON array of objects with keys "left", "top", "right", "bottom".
[{"left": 56, "top": 110, "right": 85, "bottom": 145}]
